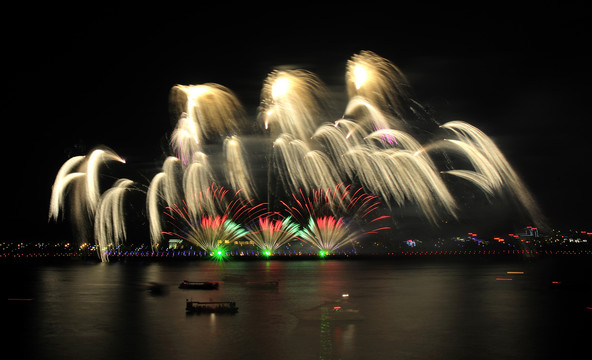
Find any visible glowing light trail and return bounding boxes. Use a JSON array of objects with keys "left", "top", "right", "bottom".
[
  {"left": 48, "top": 155, "right": 85, "bottom": 222},
  {"left": 224, "top": 136, "right": 257, "bottom": 200},
  {"left": 94, "top": 179, "right": 134, "bottom": 262},
  {"left": 346, "top": 50, "right": 412, "bottom": 120},
  {"left": 170, "top": 83, "right": 246, "bottom": 164},
  {"left": 440, "top": 121, "right": 545, "bottom": 228},
  {"left": 260, "top": 70, "right": 329, "bottom": 141}
]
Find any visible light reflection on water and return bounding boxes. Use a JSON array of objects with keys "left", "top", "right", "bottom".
[{"left": 5, "top": 258, "right": 591, "bottom": 359}]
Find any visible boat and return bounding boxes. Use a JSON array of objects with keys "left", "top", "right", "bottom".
[
  {"left": 186, "top": 300, "right": 238, "bottom": 314},
  {"left": 178, "top": 280, "right": 219, "bottom": 290},
  {"left": 245, "top": 281, "right": 279, "bottom": 289}
]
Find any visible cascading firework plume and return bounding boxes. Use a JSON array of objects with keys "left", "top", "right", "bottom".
[
  {"left": 183, "top": 152, "right": 216, "bottom": 205},
  {"left": 260, "top": 69, "right": 329, "bottom": 141},
  {"left": 170, "top": 83, "right": 246, "bottom": 164},
  {"left": 95, "top": 179, "right": 134, "bottom": 262},
  {"left": 147, "top": 172, "right": 166, "bottom": 249},
  {"left": 272, "top": 134, "right": 343, "bottom": 194},
  {"left": 48, "top": 155, "right": 85, "bottom": 222},
  {"left": 345, "top": 147, "right": 457, "bottom": 223},
  {"left": 439, "top": 121, "right": 545, "bottom": 228},
  {"left": 49, "top": 148, "right": 126, "bottom": 249},
  {"left": 161, "top": 156, "right": 184, "bottom": 207},
  {"left": 344, "top": 96, "right": 400, "bottom": 143},
  {"left": 312, "top": 120, "right": 366, "bottom": 180},
  {"left": 85, "top": 149, "right": 126, "bottom": 214},
  {"left": 346, "top": 50, "right": 415, "bottom": 122},
  {"left": 224, "top": 136, "right": 257, "bottom": 200},
  {"left": 315, "top": 112, "right": 457, "bottom": 224},
  {"left": 146, "top": 156, "right": 184, "bottom": 249}
]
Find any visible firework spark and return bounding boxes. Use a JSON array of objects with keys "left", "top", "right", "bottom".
[
  {"left": 282, "top": 185, "right": 390, "bottom": 253},
  {"left": 244, "top": 215, "right": 300, "bottom": 254},
  {"left": 162, "top": 185, "right": 268, "bottom": 252},
  {"left": 298, "top": 216, "right": 361, "bottom": 253}
]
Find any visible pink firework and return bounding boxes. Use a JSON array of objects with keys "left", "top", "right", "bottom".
[
  {"left": 282, "top": 184, "right": 390, "bottom": 252},
  {"left": 162, "top": 185, "right": 269, "bottom": 251},
  {"left": 244, "top": 215, "right": 300, "bottom": 254}
]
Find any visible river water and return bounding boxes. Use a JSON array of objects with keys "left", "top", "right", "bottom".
[{"left": 4, "top": 257, "right": 591, "bottom": 359}]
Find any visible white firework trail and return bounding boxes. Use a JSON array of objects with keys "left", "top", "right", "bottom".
[
  {"left": 85, "top": 149, "right": 126, "bottom": 215},
  {"left": 224, "top": 136, "right": 257, "bottom": 200},
  {"left": 48, "top": 155, "right": 85, "bottom": 221},
  {"left": 346, "top": 50, "right": 412, "bottom": 120},
  {"left": 260, "top": 69, "right": 329, "bottom": 141},
  {"left": 440, "top": 121, "right": 545, "bottom": 227},
  {"left": 147, "top": 172, "right": 166, "bottom": 250},
  {"left": 170, "top": 83, "right": 246, "bottom": 163},
  {"left": 94, "top": 179, "right": 134, "bottom": 262}
]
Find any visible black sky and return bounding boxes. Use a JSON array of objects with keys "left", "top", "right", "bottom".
[{"left": 7, "top": 3, "right": 592, "bottom": 241}]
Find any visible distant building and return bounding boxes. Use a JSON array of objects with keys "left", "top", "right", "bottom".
[
  {"left": 168, "top": 239, "right": 183, "bottom": 249},
  {"left": 519, "top": 226, "right": 539, "bottom": 238}
]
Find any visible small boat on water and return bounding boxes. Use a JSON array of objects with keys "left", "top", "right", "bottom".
[
  {"left": 186, "top": 300, "right": 238, "bottom": 314},
  {"left": 179, "top": 280, "right": 219, "bottom": 290}
]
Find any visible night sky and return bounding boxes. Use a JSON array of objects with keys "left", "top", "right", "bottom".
[{"left": 7, "top": 3, "right": 591, "bottom": 242}]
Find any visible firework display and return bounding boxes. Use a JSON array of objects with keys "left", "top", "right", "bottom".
[{"left": 49, "top": 51, "right": 542, "bottom": 261}]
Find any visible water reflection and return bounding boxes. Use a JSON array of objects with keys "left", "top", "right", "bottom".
[
  {"left": 5, "top": 259, "right": 592, "bottom": 359},
  {"left": 320, "top": 307, "right": 332, "bottom": 359}
]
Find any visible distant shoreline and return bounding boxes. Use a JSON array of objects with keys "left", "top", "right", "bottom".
[{"left": 2, "top": 247, "right": 591, "bottom": 264}]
